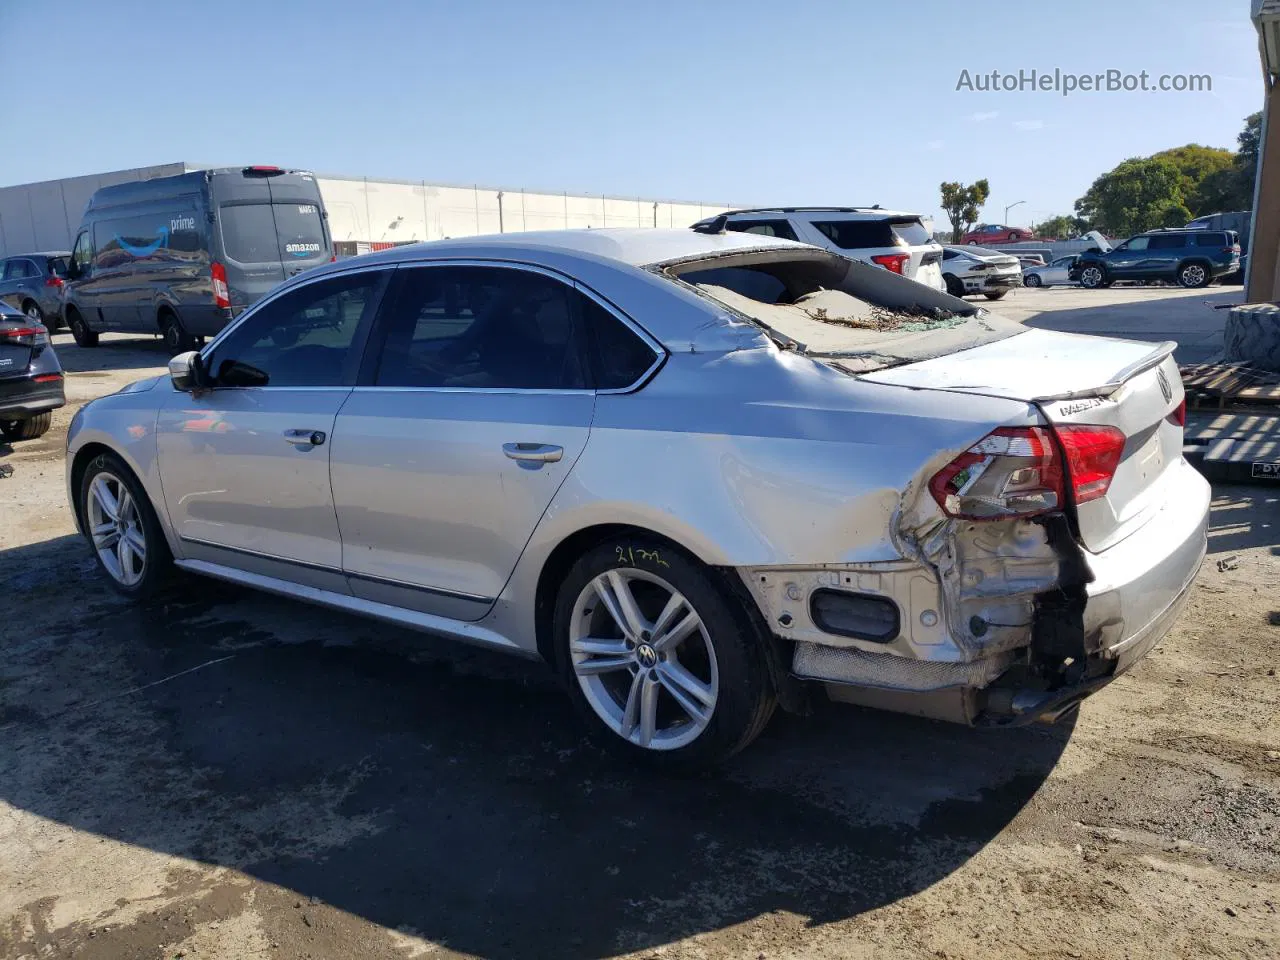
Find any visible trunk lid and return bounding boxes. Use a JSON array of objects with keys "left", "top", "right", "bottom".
[{"left": 862, "top": 328, "right": 1184, "bottom": 553}]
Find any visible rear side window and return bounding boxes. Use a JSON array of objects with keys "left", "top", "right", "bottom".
[
  {"left": 811, "top": 220, "right": 895, "bottom": 249},
  {"left": 1147, "top": 234, "right": 1184, "bottom": 250},
  {"left": 1194, "top": 232, "right": 1229, "bottom": 248},
  {"left": 373, "top": 266, "right": 587, "bottom": 390},
  {"left": 725, "top": 219, "right": 799, "bottom": 242},
  {"left": 582, "top": 297, "right": 658, "bottom": 389}
]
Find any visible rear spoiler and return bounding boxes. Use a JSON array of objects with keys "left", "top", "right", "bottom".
[{"left": 1032, "top": 341, "right": 1176, "bottom": 403}]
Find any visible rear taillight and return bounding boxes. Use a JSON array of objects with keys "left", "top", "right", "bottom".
[
  {"left": 929, "top": 427, "right": 1063, "bottom": 520},
  {"left": 1054, "top": 425, "right": 1126, "bottom": 504},
  {"left": 1168, "top": 397, "right": 1187, "bottom": 427},
  {"left": 44, "top": 275, "right": 64, "bottom": 289},
  {"left": 211, "top": 261, "right": 230, "bottom": 309},
  {"left": 870, "top": 253, "right": 910, "bottom": 275},
  {"left": 33, "top": 373, "right": 62, "bottom": 383},
  {"left": 0, "top": 326, "right": 49, "bottom": 347}
]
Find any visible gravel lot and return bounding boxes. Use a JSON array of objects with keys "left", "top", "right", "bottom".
[{"left": 2, "top": 288, "right": 1278, "bottom": 960}]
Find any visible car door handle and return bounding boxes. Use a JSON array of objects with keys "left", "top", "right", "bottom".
[
  {"left": 502, "top": 442, "right": 563, "bottom": 463},
  {"left": 284, "top": 429, "right": 326, "bottom": 446}
]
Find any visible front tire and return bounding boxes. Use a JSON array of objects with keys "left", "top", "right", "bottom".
[
  {"left": 553, "top": 538, "right": 775, "bottom": 771},
  {"left": 1178, "top": 262, "right": 1211, "bottom": 288},
  {"left": 1023, "top": 273, "right": 1042, "bottom": 287},
  {"left": 79, "top": 452, "right": 172, "bottom": 598},
  {"left": 0, "top": 412, "right": 51, "bottom": 441},
  {"left": 67, "top": 308, "right": 99, "bottom": 347},
  {"left": 1079, "top": 265, "right": 1106, "bottom": 289}
]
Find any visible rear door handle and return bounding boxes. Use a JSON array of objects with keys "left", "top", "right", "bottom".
[
  {"left": 285, "top": 428, "right": 326, "bottom": 446},
  {"left": 502, "top": 442, "right": 563, "bottom": 463}
]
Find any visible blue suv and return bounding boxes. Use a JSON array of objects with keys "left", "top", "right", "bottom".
[{"left": 1071, "top": 228, "right": 1240, "bottom": 289}]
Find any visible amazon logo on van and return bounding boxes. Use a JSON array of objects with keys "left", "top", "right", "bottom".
[{"left": 285, "top": 242, "right": 321, "bottom": 258}]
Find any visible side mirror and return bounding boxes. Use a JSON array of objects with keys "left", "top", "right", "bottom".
[{"left": 169, "top": 350, "right": 202, "bottom": 391}]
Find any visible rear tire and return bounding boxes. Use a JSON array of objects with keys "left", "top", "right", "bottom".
[
  {"left": 22, "top": 301, "right": 45, "bottom": 326},
  {"left": 79, "top": 451, "right": 173, "bottom": 599},
  {"left": 552, "top": 538, "right": 776, "bottom": 772},
  {"left": 0, "top": 412, "right": 52, "bottom": 441},
  {"left": 944, "top": 274, "right": 966, "bottom": 297},
  {"left": 67, "top": 308, "right": 99, "bottom": 347},
  {"left": 160, "top": 310, "right": 196, "bottom": 355},
  {"left": 984, "top": 291, "right": 1008, "bottom": 301}
]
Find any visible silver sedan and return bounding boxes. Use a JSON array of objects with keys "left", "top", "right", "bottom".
[{"left": 66, "top": 229, "right": 1209, "bottom": 770}]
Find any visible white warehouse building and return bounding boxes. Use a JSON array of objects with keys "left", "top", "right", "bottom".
[{"left": 0, "top": 162, "right": 734, "bottom": 258}]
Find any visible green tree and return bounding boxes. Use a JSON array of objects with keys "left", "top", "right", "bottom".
[
  {"left": 939, "top": 179, "right": 990, "bottom": 243},
  {"left": 1150, "top": 144, "right": 1235, "bottom": 215},
  {"left": 1029, "top": 214, "right": 1090, "bottom": 240},
  {"left": 1074, "top": 157, "right": 1187, "bottom": 237}
]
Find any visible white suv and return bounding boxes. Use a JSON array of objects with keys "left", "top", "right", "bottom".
[{"left": 692, "top": 207, "right": 945, "bottom": 291}]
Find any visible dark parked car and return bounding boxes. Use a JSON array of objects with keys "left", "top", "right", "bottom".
[
  {"left": 0, "top": 302, "right": 64, "bottom": 442},
  {"left": 1071, "top": 229, "right": 1240, "bottom": 289},
  {"left": 0, "top": 252, "right": 71, "bottom": 330}
]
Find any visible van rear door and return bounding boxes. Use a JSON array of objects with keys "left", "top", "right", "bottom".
[{"left": 211, "top": 171, "right": 331, "bottom": 314}]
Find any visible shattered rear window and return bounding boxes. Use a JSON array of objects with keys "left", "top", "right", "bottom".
[{"left": 665, "top": 251, "right": 1022, "bottom": 370}]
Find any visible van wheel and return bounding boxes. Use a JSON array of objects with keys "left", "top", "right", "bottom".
[
  {"left": 160, "top": 311, "right": 196, "bottom": 355},
  {"left": 67, "top": 309, "right": 99, "bottom": 347}
]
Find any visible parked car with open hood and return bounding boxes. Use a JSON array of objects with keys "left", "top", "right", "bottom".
[
  {"left": 0, "top": 252, "right": 70, "bottom": 329},
  {"left": 692, "top": 207, "right": 945, "bottom": 291},
  {"left": 1070, "top": 228, "right": 1240, "bottom": 289},
  {"left": 941, "top": 245, "right": 1023, "bottom": 299},
  {"left": 66, "top": 229, "right": 1207, "bottom": 770},
  {"left": 63, "top": 166, "right": 331, "bottom": 354},
  {"left": 0, "top": 301, "right": 63, "bottom": 441}
]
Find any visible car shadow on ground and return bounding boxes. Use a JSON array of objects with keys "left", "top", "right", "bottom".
[
  {"left": 1207, "top": 487, "right": 1279, "bottom": 555},
  {"left": 51, "top": 332, "right": 171, "bottom": 374},
  {"left": 1, "top": 534, "right": 1072, "bottom": 959}
]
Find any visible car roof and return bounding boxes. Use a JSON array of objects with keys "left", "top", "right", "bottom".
[
  {"left": 312, "top": 228, "right": 808, "bottom": 271},
  {"left": 2, "top": 251, "right": 70, "bottom": 259},
  {"left": 694, "top": 207, "right": 921, "bottom": 224}
]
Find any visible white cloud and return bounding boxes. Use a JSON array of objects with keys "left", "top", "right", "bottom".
[
  {"left": 970, "top": 110, "right": 999, "bottom": 122},
  {"left": 1013, "top": 119, "right": 1045, "bottom": 131},
  {"left": 925, "top": 139, "right": 944, "bottom": 151}
]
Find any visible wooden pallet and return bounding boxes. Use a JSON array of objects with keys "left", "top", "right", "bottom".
[{"left": 1179, "top": 362, "right": 1280, "bottom": 409}]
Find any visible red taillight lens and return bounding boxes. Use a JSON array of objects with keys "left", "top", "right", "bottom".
[
  {"left": 870, "top": 253, "right": 911, "bottom": 275},
  {"left": 1054, "top": 425, "right": 1126, "bottom": 504},
  {"left": 211, "top": 261, "right": 230, "bottom": 309},
  {"left": 929, "top": 426, "right": 1063, "bottom": 520},
  {"left": 1168, "top": 397, "right": 1187, "bottom": 427},
  {"left": 0, "top": 326, "right": 49, "bottom": 346},
  {"left": 44, "top": 275, "right": 64, "bottom": 288},
  {"left": 33, "top": 373, "right": 63, "bottom": 383}
]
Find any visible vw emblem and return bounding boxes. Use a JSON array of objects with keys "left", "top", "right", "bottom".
[
  {"left": 635, "top": 643, "right": 658, "bottom": 668},
  {"left": 1157, "top": 368, "right": 1173, "bottom": 404}
]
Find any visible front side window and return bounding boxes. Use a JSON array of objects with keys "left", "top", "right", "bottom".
[
  {"left": 71, "top": 231, "right": 93, "bottom": 272},
  {"left": 373, "top": 266, "right": 587, "bottom": 390},
  {"left": 205, "top": 270, "right": 384, "bottom": 387},
  {"left": 1121, "top": 237, "right": 1150, "bottom": 251}
]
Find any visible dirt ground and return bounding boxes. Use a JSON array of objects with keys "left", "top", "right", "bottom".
[{"left": 2, "top": 301, "right": 1278, "bottom": 959}]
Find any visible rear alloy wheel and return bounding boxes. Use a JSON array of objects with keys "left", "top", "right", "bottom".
[
  {"left": 0, "top": 413, "right": 52, "bottom": 441},
  {"left": 1178, "top": 262, "right": 1211, "bottom": 288},
  {"left": 80, "top": 452, "right": 172, "bottom": 598},
  {"left": 1024, "top": 273, "right": 1042, "bottom": 287},
  {"left": 68, "top": 309, "right": 99, "bottom": 347},
  {"left": 554, "top": 539, "right": 775, "bottom": 770},
  {"left": 160, "top": 311, "right": 196, "bottom": 355},
  {"left": 1079, "top": 265, "right": 1106, "bottom": 289}
]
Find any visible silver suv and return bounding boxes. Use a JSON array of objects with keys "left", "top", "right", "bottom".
[{"left": 692, "top": 207, "right": 945, "bottom": 291}]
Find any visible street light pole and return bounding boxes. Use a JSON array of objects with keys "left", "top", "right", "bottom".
[{"left": 1005, "top": 200, "right": 1026, "bottom": 224}]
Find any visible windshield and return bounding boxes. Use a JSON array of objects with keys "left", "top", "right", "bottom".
[{"left": 663, "top": 250, "right": 1022, "bottom": 371}]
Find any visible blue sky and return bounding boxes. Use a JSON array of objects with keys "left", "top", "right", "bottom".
[{"left": 0, "top": 0, "right": 1261, "bottom": 229}]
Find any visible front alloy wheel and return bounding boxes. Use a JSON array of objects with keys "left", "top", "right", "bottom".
[
  {"left": 87, "top": 471, "right": 148, "bottom": 587},
  {"left": 569, "top": 568, "right": 719, "bottom": 751},
  {"left": 1080, "top": 265, "right": 1105, "bottom": 288}
]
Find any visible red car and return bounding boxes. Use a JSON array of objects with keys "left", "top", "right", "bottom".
[{"left": 962, "top": 224, "right": 1035, "bottom": 245}]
